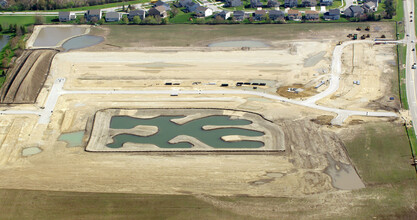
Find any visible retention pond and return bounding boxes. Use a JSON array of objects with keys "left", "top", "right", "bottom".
[
  {"left": 0, "top": 35, "right": 10, "bottom": 51},
  {"left": 33, "top": 26, "right": 87, "bottom": 47},
  {"left": 63, "top": 35, "right": 104, "bottom": 51},
  {"left": 108, "top": 115, "right": 264, "bottom": 149}
]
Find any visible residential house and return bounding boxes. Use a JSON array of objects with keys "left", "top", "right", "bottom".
[
  {"left": 179, "top": 0, "right": 192, "bottom": 7},
  {"left": 323, "top": 8, "right": 340, "bottom": 20},
  {"left": 225, "top": 0, "right": 242, "bottom": 7},
  {"left": 250, "top": 0, "right": 263, "bottom": 8},
  {"left": 148, "top": 5, "right": 168, "bottom": 18},
  {"left": 284, "top": 0, "right": 297, "bottom": 8},
  {"left": 269, "top": 10, "right": 285, "bottom": 20},
  {"left": 105, "top": 12, "right": 122, "bottom": 22},
  {"left": 344, "top": 5, "right": 364, "bottom": 17},
  {"left": 363, "top": 2, "right": 377, "bottom": 13},
  {"left": 215, "top": 10, "right": 231, "bottom": 20},
  {"left": 302, "top": 0, "right": 317, "bottom": 7},
  {"left": 128, "top": 10, "right": 146, "bottom": 20},
  {"left": 154, "top": 0, "right": 171, "bottom": 11},
  {"left": 267, "top": 0, "right": 279, "bottom": 8},
  {"left": 304, "top": 10, "right": 319, "bottom": 20},
  {"left": 85, "top": 9, "right": 102, "bottom": 21},
  {"left": 195, "top": 6, "right": 213, "bottom": 17},
  {"left": 59, "top": 11, "right": 76, "bottom": 22},
  {"left": 185, "top": 2, "right": 200, "bottom": 12},
  {"left": 320, "top": 0, "right": 333, "bottom": 6},
  {"left": 287, "top": 9, "right": 301, "bottom": 20},
  {"left": 233, "top": 10, "right": 245, "bottom": 21},
  {"left": 253, "top": 10, "right": 266, "bottom": 20}
]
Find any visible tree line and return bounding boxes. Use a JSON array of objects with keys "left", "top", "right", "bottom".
[{"left": 4, "top": 0, "right": 126, "bottom": 11}]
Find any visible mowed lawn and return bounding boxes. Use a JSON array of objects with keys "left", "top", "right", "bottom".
[
  {"left": 0, "top": 16, "right": 57, "bottom": 26},
  {"left": 101, "top": 23, "right": 388, "bottom": 47}
]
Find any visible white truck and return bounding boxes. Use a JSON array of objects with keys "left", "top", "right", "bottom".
[{"left": 412, "top": 63, "right": 417, "bottom": 69}]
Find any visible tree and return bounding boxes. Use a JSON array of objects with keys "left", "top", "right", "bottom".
[
  {"left": 133, "top": 15, "right": 141, "bottom": 24},
  {"left": 8, "top": 24, "right": 14, "bottom": 32},
  {"left": 122, "top": 16, "right": 129, "bottom": 24},
  {"left": 384, "top": 0, "right": 395, "bottom": 19},
  {"left": 16, "top": 25, "right": 22, "bottom": 36},
  {"left": 20, "top": 26, "right": 26, "bottom": 35},
  {"left": 170, "top": 8, "right": 179, "bottom": 18},
  {"left": 34, "top": 16, "right": 45, "bottom": 25},
  {"left": 98, "top": 18, "right": 105, "bottom": 25},
  {"left": 161, "top": 17, "right": 169, "bottom": 25},
  {"left": 143, "top": 16, "right": 157, "bottom": 24},
  {"left": 0, "top": 24, "right": 2, "bottom": 32}
]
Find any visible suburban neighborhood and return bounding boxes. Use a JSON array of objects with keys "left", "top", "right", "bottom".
[{"left": 52, "top": 0, "right": 389, "bottom": 24}]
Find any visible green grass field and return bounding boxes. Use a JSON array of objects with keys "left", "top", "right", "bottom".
[
  {"left": 397, "top": 44, "right": 408, "bottom": 109},
  {"left": 343, "top": 122, "right": 417, "bottom": 218},
  {"left": 0, "top": 16, "right": 57, "bottom": 26},
  {"left": 0, "top": 189, "right": 250, "bottom": 219},
  {"left": 394, "top": 0, "right": 404, "bottom": 22}
]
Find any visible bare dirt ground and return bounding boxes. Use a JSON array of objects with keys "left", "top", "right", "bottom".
[
  {"left": 0, "top": 23, "right": 411, "bottom": 219},
  {"left": 0, "top": 49, "right": 58, "bottom": 104}
]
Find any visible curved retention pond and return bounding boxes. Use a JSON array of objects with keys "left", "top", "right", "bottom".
[
  {"left": 62, "top": 35, "right": 104, "bottom": 51},
  {"left": 108, "top": 115, "right": 264, "bottom": 149},
  {"left": 33, "top": 26, "right": 87, "bottom": 47},
  {"left": 208, "top": 40, "right": 270, "bottom": 48},
  {"left": 0, "top": 35, "right": 10, "bottom": 51}
]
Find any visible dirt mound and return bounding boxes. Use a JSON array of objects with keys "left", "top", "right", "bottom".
[
  {"left": 0, "top": 49, "right": 58, "bottom": 104},
  {"left": 281, "top": 119, "right": 350, "bottom": 169},
  {"left": 276, "top": 84, "right": 318, "bottom": 99}
]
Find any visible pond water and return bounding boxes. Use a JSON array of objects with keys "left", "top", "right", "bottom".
[
  {"left": 58, "top": 131, "right": 85, "bottom": 147},
  {"left": 63, "top": 35, "right": 104, "bottom": 51},
  {"left": 0, "top": 35, "right": 10, "bottom": 51},
  {"left": 208, "top": 40, "right": 270, "bottom": 48},
  {"left": 108, "top": 115, "right": 264, "bottom": 149},
  {"left": 22, "top": 147, "right": 42, "bottom": 156},
  {"left": 33, "top": 26, "right": 87, "bottom": 47}
]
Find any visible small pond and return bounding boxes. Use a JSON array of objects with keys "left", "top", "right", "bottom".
[
  {"left": 0, "top": 35, "right": 10, "bottom": 51},
  {"left": 33, "top": 26, "right": 87, "bottom": 47},
  {"left": 108, "top": 115, "right": 264, "bottom": 149},
  {"left": 63, "top": 35, "right": 104, "bottom": 51},
  {"left": 208, "top": 40, "right": 270, "bottom": 48},
  {"left": 58, "top": 131, "right": 85, "bottom": 147},
  {"left": 22, "top": 147, "right": 42, "bottom": 156}
]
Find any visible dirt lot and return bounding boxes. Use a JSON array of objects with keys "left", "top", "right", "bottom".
[
  {"left": 89, "top": 23, "right": 395, "bottom": 49},
  {"left": 0, "top": 49, "right": 58, "bottom": 104},
  {"left": 0, "top": 23, "right": 413, "bottom": 219}
]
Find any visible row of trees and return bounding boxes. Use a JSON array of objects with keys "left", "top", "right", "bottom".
[
  {"left": 5, "top": 0, "right": 126, "bottom": 11},
  {"left": 0, "top": 24, "right": 27, "bottom": 36},
  {"left": 0, "top": 23, "right": 28, "bottom": 69}
]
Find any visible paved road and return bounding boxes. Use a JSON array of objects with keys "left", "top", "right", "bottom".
[
  {"left": 15, "top": 75, "right": 394, "bottom": 125},
  {"left": 404, "top": 0, "right": 417, "bottom": 140},
  {"left": 305, "top": 39, "right": 402, "bottom": 105},
  {"left": 0, "top": 34, "right": 400, "bottom": 125}
]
